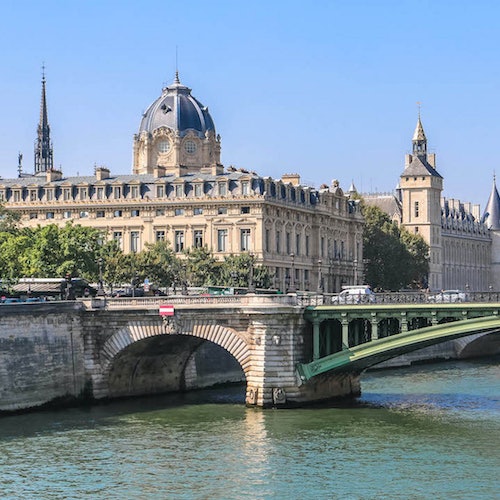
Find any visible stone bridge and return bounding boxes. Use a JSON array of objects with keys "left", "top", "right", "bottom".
[{"left": 0, "top": 294, "right": 499, "bottom": 412}]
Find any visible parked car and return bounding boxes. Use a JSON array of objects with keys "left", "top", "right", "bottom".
[
  {"left": 331, "top": 286, "right": 376, "bottom": 304},
  {"left": 428, "top": 290, "right": 468, "bottom": 303}
]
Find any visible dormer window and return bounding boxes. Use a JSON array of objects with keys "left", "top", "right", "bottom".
[
  {"left": 241, "top": 181, "right": 249, "bottom": 195},
  {"left": 175, "top": 184, "right": 183, "bottom": 197},
  {"left": 194, "top": 184, "right": 202, "bottom": 197},
  {"left": 184, "top": 140, "right": 196, "bottom": 154},
  {"left": 131, "top": 186, "right": 139, "bottom": 198},
  {"left": 30, "top": 189, "right": 37, "bottom": 202},
  {"left": 114, "top": 186, "right": 122, "bottom": 199},
  {"left": 218, "top": 182, "right": 227, "bottom": 196}
]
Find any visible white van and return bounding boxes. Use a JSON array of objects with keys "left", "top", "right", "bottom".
[{"left": 331, "top": 286, "right": 375, "bottom": 304}]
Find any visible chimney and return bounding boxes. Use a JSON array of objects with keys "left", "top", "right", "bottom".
[
  {"left": 281, "top": 173, "right": 301, "bottom": 186},
  {"left": 96, "top": 167, "right": 110, "bottom": 180}
]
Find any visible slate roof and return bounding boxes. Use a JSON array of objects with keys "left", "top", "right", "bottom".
[
  {"left": 138, "top": 72, "right": 215, "bottom": 138},
  {"left": 401, "top": 156, "right": 443, "bottom": 178},
  {"left": 482, "top": 178, "right": 500, "bottom": 230}
]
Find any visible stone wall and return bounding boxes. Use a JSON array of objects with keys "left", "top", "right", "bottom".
[{"left": 0, "top": 302, "right": 86, "bottom": 412}]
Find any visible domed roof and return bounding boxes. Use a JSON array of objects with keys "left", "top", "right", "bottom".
[{"left": 139, "top": 72, "right": 215, "bottom": 137}]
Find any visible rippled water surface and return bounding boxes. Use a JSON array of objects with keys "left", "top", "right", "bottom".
[{"left": 1, "top": 358, "right": 498, "bottom": 499}]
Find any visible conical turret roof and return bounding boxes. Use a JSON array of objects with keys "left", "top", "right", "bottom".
[
  {"left": 482, "top": 176, "right": 500, "bottom": 230},
  {"left": 412, "top": 116, "right": 426, "bottom": 142}
]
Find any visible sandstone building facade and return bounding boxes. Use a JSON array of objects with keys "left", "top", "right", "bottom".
[{"left": 0, "top": 73, "right": 364, "bottom": 292}]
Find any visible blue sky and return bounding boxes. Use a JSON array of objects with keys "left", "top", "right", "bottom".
[{"left": 1, "top": 0, "right": 499, "bottom": 207}]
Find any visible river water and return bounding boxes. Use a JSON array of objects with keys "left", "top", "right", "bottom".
[{"left": 0, "top": 358, "right": 498, "bottom": 500}]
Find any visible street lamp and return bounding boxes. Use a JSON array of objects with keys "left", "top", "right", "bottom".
[
  {"left": 97, "top": 257, "right": 105, "bottom": 296},
  {"left": 317, "top": 259, "right": 323, "bottom": 294},
  {"left": 288, "top": 253, "right": 297, "bottom": 293},
  {"left": 248, "top": 254, "right": 256, "bottom": 293},
  {"left": 182, "top": 264, "right": 188, "bottom": 295}
]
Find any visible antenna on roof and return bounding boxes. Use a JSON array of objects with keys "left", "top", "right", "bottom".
[{"left": 174, "top": 45, "right": 180, "bottom": 84}]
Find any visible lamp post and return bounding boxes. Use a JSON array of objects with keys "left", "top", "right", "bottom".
[
  {"left": 353, "top": 259, "right": 358, "bottom": 285},
  {"left": 288, "top": 253, "right": 297, "bottom": 293},
  {"left": 317, "top": 259, "right": 323, "bottom": 294},
  {"left": 97, "top": 257, "right": 105, "bottom": 296},
  {"left": 248, "top": 254, "right": 256, "bottom": 293},
  {"left": 182, "top": 264, "right": 188, "bottom": 295}
]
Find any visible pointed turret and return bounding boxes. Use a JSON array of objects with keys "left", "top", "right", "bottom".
[
  {"left": 34, "top": 69, "right": 54, "bottom": 174},
  {"left": 482, "top": 176, "right": 500, "bottom": 230},
  {"left": 412, "top": 115, "right": 427, "bottom": 157}
]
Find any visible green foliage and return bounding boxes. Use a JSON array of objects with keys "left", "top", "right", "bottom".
[
  {"left": 0, "top": 223, "right": 274, "bottom": 292},
  {"left": 139, "top": 240, "right": 178, "bottom": 288},
  {"left": 362, "top": 205, "right": 429, "bottom": 290},
  {"left": 184, "top": 246, "right": 220, "bottom": 286},
  {"left": 218, "top": 253, "right": 272, "bottom": 289},
  {"left": 0, "top": 223, "right": 104, "bottom": 281},
  {"left": 0, "top": 203, "right": 21, "bottom": 233}
]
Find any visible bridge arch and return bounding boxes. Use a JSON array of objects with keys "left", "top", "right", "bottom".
[
  {"left": 93, "top": 318, "right": 252, "bottom": 399},
  {"left": 101, "top": 318, "right": 251, "bottom": 373}
]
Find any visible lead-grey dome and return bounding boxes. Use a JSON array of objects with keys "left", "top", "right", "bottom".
[{"left": 139, "top": 72, "right": 215, "bottom": 138}]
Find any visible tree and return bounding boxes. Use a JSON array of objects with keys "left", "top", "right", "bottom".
[
  {"left": 184, "top": 246, "right": 220, "bottom": 286},
  {"left": 138, "top": 240, "right": 179, "bottom": 289},
  {"left": 219, "top": 253, "right": 272, "bottom": 289},
  {"left": 362, "top": 205, "right": 429, "bottom": 290},
  {"left": 0, "top": 203, "right": 20, "bottom": 233}
]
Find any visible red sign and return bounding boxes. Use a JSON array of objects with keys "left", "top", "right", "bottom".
[{"left": 159, "top": 304, "right": 175, "bottom": 316}]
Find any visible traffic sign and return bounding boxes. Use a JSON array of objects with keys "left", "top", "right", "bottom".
[{"left": 159, "top": 304, "right": 175, "bottom": 316}]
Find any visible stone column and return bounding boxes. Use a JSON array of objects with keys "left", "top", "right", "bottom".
[
  {"left": 313, "top": 319, "right": 321, "bottom": 360},
  {"left": 341, "top": 315, "right": 349, "bottom": 349},
  {"left": 371, "top": 312, "right": 379, "bottom": 340}
]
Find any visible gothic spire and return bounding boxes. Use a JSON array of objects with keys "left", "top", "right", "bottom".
[
  {"left": 34, "top": 66, "right": 54, "bottom": 174},
  {"left": 412, "top": 114, "right": 427, "bottom": 158}
]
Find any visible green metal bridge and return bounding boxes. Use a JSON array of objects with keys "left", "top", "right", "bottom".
[{"left": 297, "top": 303, "right": 500, "bottom": 381}]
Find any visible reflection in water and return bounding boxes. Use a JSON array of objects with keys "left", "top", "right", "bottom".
[{"left": 0, "top": 359, "right": 498, "bottom": 499}]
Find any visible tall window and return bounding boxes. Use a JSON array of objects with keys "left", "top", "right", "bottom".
[
  {"left": 241, "top": 181, "right": 249, "bottom": 195},
  {"left": 97, "top": 187, "right": 104, "bottom": 200},
  {"left": 130, "top": 231, "right": 140, "bottom": 253},
  {"left": 113, "top": 231, "right": 123, "bottom": 250},
  {"left": 156, "top": 230, "right": 165, "bottom": 241},
  {"left": 175, "top": 231, "right": 184, "bottom": 252},
  {"left": 63, "top": 188, "right": 71, "bottom": 201},
  {"left": 286, "top": 232, "right": 291, "bottom": 255},
  {"left": 46, "top": 190, "right": 53, "bottom": 201},
  {"left": 218, "top": 182, "right": 227, "bottom": 196},
  {"left": 175, "top": 184, "right": 183, "bottom": 197},
  {"left": 240, "top": 229, "right": 251, "bottom": 251},
  {"left": 305, "top": 235, "right": 310, "bottom": 256},
  {"left": 30, "top": 189, "right": 37, "bottom": 201},
  {"left": 414, "top": 201, "right": 420, "bottom": 217},
  {"left": 276, "top": 230, "right": 281, "bottom": 253},
  {"left": 156, "top": 185, "right": 164, "bottom": 198},
  {"left": 114, "top": 186, "right": 121, "bottom": 199},
  {"left": 265, "top": 229, "right": 270, "bottom": 252},
  {"left": 194, "top": 230, "right": 203, "bottom": 248},
  {"left": 295, "top": 234, "right": 301, "bottom": 255},
  {"left": 79, "top": 188, "right": 88, "bottom": 200},
  {"left": 217, "top": 229, "right": 228, "bottom": 252},
  {"left": 131, "top": 186, "right": 139, "bottom": 198}
]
